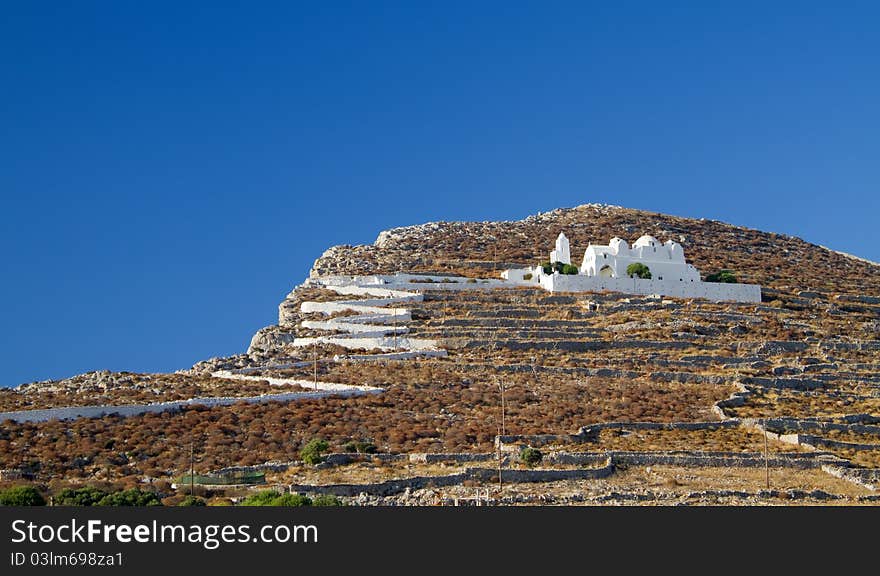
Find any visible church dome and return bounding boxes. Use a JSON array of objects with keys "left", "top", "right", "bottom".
[
  {"left": 634, "top": 234, "right": 660, "bottom": 248},
  {"left": 609, "top": 237, "right": 630, "bottom": 254}
]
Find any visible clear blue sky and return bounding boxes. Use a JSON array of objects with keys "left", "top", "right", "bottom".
[{"left": 2, "top": 2, "right": 878, "bottom": 386}]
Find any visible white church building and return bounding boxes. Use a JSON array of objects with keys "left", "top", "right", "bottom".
[
  {"left": 503, "top": 232, "right": 761, "bottom": 303},
  {"left": 581, "top": 235, "right": 700, "bottom": 283}
]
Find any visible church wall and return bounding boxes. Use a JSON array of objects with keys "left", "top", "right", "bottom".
[{"left": 539, "top": 273, "right": 761, "bottom": 303}]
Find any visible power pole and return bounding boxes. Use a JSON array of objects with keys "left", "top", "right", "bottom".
[
  {"left": 497, "top": 423, "right": 503, "bottom": 493},
  {"left": 497, "top": 379, "right": 506, "bottom": 493},
  {"left": 313, "top": 343, "right": 318, "bottom": 390},
  {"left": 763, "top": 419, "right": 770, "bottom": 490},
  {"left": 190, "top": 439, "right": 195, "bottom": 497},
  {"left": 500, "top": 381, "right": 506, "bottom": 436}
]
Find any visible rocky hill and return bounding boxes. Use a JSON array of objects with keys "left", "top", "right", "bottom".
[{"left": 2, "top": 204, "right": 878, "bottom": 506}]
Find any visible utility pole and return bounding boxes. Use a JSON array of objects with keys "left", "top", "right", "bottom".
[
  {"left": 763, "top": 419, "right": 770, "bottom": 490},
  {"left": 313, "top": 343, "right": 318, "bottom": 390},
  {"left": 190, "top": 439, "right": 195, "bottom": 497},
  {"left": 500, "top": 380, "right": 506, "bottom": 436},
  {"left": 497, "top": 423, "right": 503, "bottom": 493},
  {"left": 497, "top": 379, "right": 506, "bottom": 493}
]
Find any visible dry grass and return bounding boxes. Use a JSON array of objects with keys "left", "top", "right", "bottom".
[{"left": 728, "top": 389, "right": 880, "bottom": 420}]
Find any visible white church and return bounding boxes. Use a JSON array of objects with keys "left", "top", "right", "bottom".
[{"left": 503, "top": 232, "right": 761, "bottom": 303}]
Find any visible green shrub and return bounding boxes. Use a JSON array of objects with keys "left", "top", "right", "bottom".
[
  {"left": 54, "top": 487, "right": 107, "bottom": 506},
  {"left": 522, "top": 273, "right": 533, "bottom": 280},
  {"left": 519, "top": 446, "right": 543, "bottom": 467},
  {"left": 343, "top": 439, "right": 377, "bottom": 454},
  {"left": 312, "top": 494, "right": 344, "bottom": 506},
  {"left": 0, "top": 485, "right": 46, "bottom": 506},
  {"left": 239, "top": 490, "right": 281, "bottom": 506},
  {"left": 240, "top": 490, "right": 312, "bottom": 507},
  {"left": 272, "top": 493, "right": 312, "bottom": 506},
  {"left": 178, "top": 495, "right": 206, "bottom": 506},
  {"left": 300, "top": 438, "right": 330, "bottom": 465},
  {"left": 96, "top": 488, "right": 162, "bottom": 506},
  {"left": 543, "top": 261, "right": 576, "bottom": 275},
  {"left": 626, "top": 263, "right": 652, "bottom": 279},
  {"left": 706, "top": 269, "right": 737, "bottom": 283}
]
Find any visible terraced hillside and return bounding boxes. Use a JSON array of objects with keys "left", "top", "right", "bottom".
[{"left": 1, "top": 205, "right": 878, "bottom": 506}]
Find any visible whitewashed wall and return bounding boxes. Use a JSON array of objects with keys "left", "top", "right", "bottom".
[{"left": 539, "top": 273, "right": 761, "bottom": 302}]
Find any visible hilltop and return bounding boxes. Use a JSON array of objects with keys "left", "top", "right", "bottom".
[{"left": 310, "top": 203, "right": 878, "bottom": 295}]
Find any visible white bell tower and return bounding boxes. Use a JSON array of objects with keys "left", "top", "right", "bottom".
[{"left": 550, "top": 232, "right": 571, "bottom": 265}]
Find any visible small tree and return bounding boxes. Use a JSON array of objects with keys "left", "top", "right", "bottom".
[
  {"left": 300, "top": 438, "right": 330, "bottom": 465},
  {"left": 519, "top": 446, "right": 543, "bottom": 467},
  {"left": 178, "top": 495, "right": 206, "bottom": 506},
  {"left": 626, "top": 263, "right": 652, "bottom": 279},
  {"left": 543, "top": 261, "right": 579, "bottom": 275},
  {"left": 0, "top": 485, "right": 46, "bottom": 506},
  {"left": 706, "top": 269, "right": 737, "bottom": 283}
]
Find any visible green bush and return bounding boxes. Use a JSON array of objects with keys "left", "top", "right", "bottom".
[
  {"left": 522, "top": 273, "right": 533, "bottom": 280},
  {"left": 312, "top": 494, "right": 344, "bottom": 506},
  {"left": 519, "top": 446, "right": 543, "bottom": 467},
  {"left": 96, "top": 488, "right": 162, "bottom": 506},
  {"left": 54, "top": 487, "right": 107, "bottom": 506},
  {"left": 178, "top": 495, "right": 207, "bottom": 506},
  {"left": 272, "top": 494, "right": 312, "bottom": 506},
  {"left": 343, "top": 439, "right": 377, "bottom": 454},
  {"left": 543, "top": 261, "right": 577, "bottom": 275},
  {"left": 239, "top": 490, "right": 280, "bottom": 506},
  {"left": 240, "top": 490, "right": 311, "bottom": 507},
  {"left": 300, "top": 438, "right": 330, "bottom": 465},
  {"left": 626, "top": 263, "right": 652, "bottom": 279},
  {"left": 0, "top": 485, "right": 46, "bottom": 506},
  {"left": 706, "top": 269, "right": 737, "bottom": 283}
]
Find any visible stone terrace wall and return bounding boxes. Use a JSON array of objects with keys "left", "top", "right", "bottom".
[{"left": 288, "top": 464, "right": 616, "bottom": 497}]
